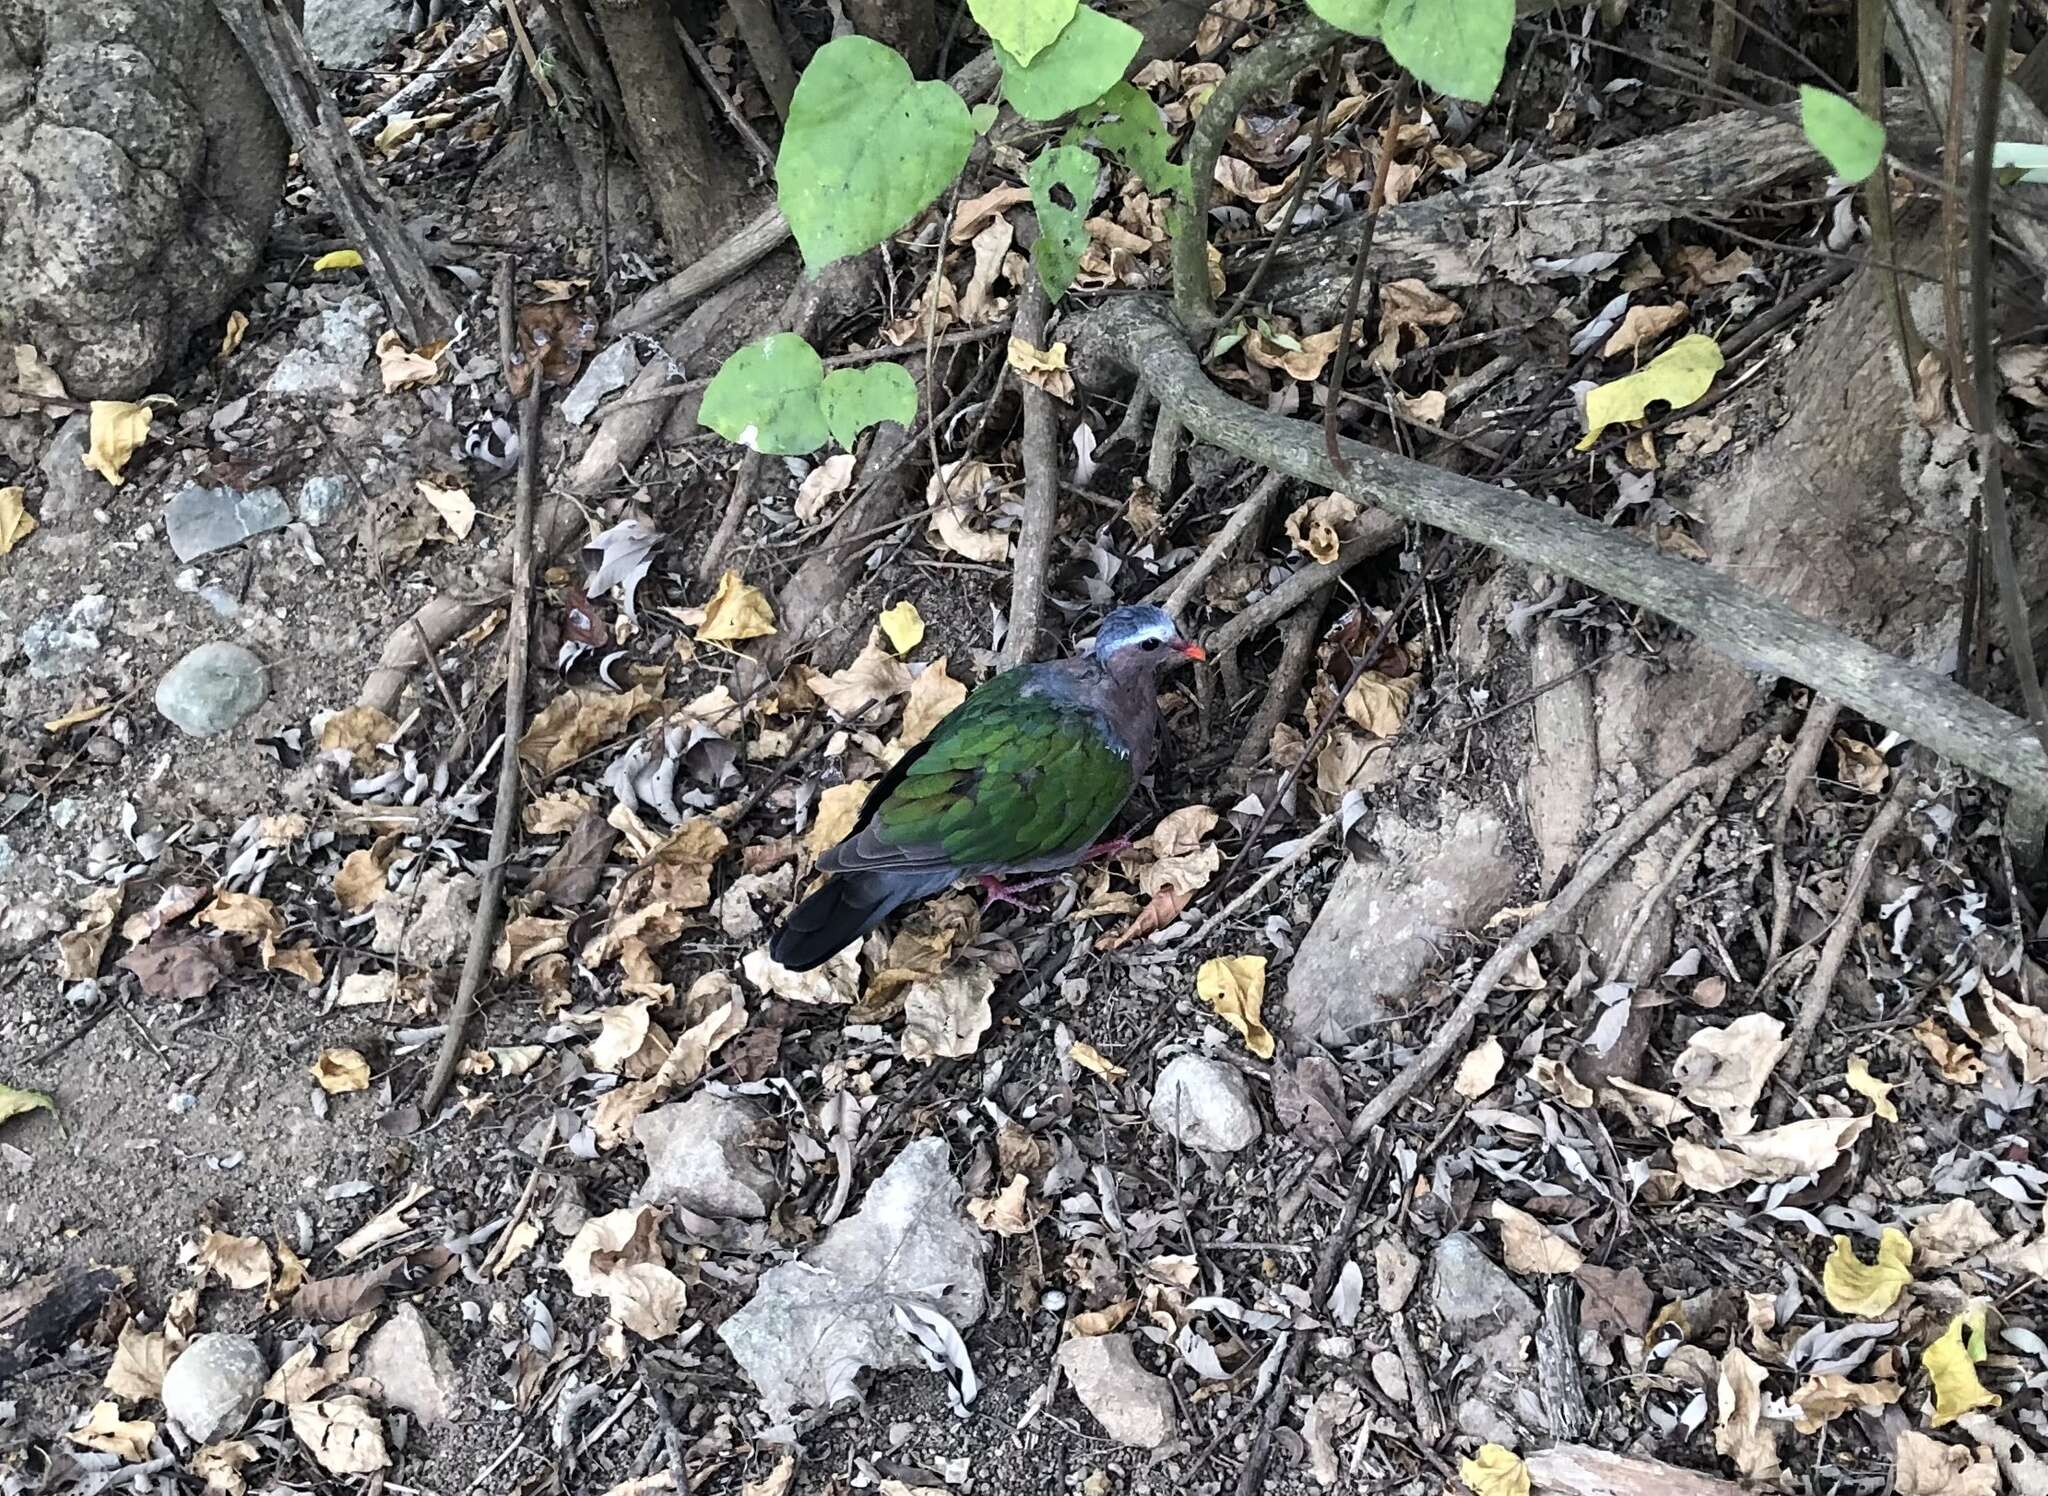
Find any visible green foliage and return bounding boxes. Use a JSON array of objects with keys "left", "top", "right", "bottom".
[
  {"left": 969, "top": 0, "right": 1079, "bottom": 67},
  {"left": 820, "top": 364, "right": 918, "bottom": 448},
  {"left": 1380, "top": 0, "right": 1513, "bottom": 103},
  {"left": 1799, "top": 86, "right": 1886, "bottom": 183},
  {"left": 1305, "top": 0, "right": 1511, "bottom": 102},
  {"left": 777, "top": 36, "right": 976, "bottom": 271},
  {"left": 1305, "top": 0, "right": 1388, "bottom": 35},
  {"left": 1078, "top": 82, "right": 1191, "bottom": 196},
  {"left": 995, "top": 4, "right": 1142, "bottom": 122},
  {"left": 702, "top": 334, "right": 916, "bottom": 454},
  {"left": 1028, "top": 144, "right": 1100, "bottom": 300}
]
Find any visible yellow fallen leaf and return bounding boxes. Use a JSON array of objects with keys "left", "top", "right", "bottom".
[
  {"left": 1459, "top": 1443, "right": 1530, "bottom": 1496},
  {"left": 878, "top": 600, "right": 926, "bottom": 654},
  {"left": 807, "top": 781, "right": 872, "bottom": 855},
  {"left": 84, "top": 401, "right": 152, "bottom": 486},
  {"left": 44, "top": 699, "right": 112, "bottom": 732},
  {"left": 68, "top": 1402, "right": 155, "bottom": 1462},
  {"left": 1577, "top": 334, "right": 1724, "bottom": 448},
  {"left": 896, "top": 657, "right": 967, "bottom": 749},
  {"left": 1068, "top": 1040, "right": 1128, "bottom": 1078},
  {"left": 1196, "top": 955, "right": 1274, "bottom": 1059},
  {"left": 1006, "top": 336, "right": 1074, "bottom": 401},
  {"left": 1925, "top": 1308, "right": 2000, "bottom": 1425},
  {"left": 518, "top": 680, "right": 663, "bottom": 774},
  {"left": 1846, "top": 1054, "right": 1898, "bottom": 1121},
  {"left": 313, "top": 249, "right": 365, "bottom": 271},
  {"left": 0, "top": 486, "right": 35, "bottom": 556},
  {"left": 697, "top": 569, "right": 778, "bottom": 643},
  {"left": 310, "top": 1048, "right": 371, "bottom": 1094},
  {"left": 1823, "top": 1227, "right": 1913, "bottom": 1315},
  {"left": 0, "top": 1080, "right": 56, "bottom": 1128},
  {"left": 219, "top": 310, "right": 249, "bottom": 358}
]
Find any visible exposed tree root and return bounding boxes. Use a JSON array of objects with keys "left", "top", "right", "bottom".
[{"left": 1002, "top": 284, "right": 1060, "bottom": 667}]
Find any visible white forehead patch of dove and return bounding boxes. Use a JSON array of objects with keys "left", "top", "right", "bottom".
[{"left": 1092, "top": 607, "right": 1179, "bottom": 654}]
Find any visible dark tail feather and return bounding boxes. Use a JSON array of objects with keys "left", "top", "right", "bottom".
[{"left": 768, "top": 870, "right": 952, "bottom": 971}]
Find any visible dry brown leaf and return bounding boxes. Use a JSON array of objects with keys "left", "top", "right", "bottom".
[
  {"left": 1245, "top": 325, "right": 1344, "bottom": 382},
  {"left": 1729, "top": 1114, "right": 1872, "bottom": 1179},
  {"left": 1284, "top": 494, "right": 1359, "bottom": 564},
  {"left": 1069, "top": 1040, "right": 1128, "bottom": 1078},
  {"left": 191, "top": 1440, "right": 260, "bottom": 1496},
  {"left": 741, "top": 943, "right": 861, "bottom": 1005},
  {"left": 518, "top": 681, "right": 661, "bottom": 773},
  {"left": 417, "top": 478, "right": 475, "bottom": 540},
  {"left": 1913, "top": 1017, "right": 1985, "bottom": 1084},
  {"left": 796, "top": 451, "right": 857, "bottom": 524},
  {"left": 67, "top": 1402, "right": 154, "bottom": 1461},
  {"left": 264, "top": 1343, "right": 338, "bottom": 1405},
  {"left": 901, "top": 967, "right": 996, "bottom": 1061},
  {"left": 925, "top": 459, "right": 1011, "bottom": 563},
  {"left": 56, "top": 885, "right": 122, "bottom": 980},
  {"left": 1492, "top": 1201, "right": 1584, "bottom": 1275},
  {"left": 309, "top": 1048, "right": 371, "bottom": 1094},
  {"left": 1671, "top": 1012, "right": 1786, "bottom": 1135},
  {"left": 806, "top": 781, "right": 874, "bottom": 856},
  {"left": 590, "top": 999, "right": 672, "bottom": 1076},
  {"left": 104, "top": 1324, "right": 167, "bottom": 1402},
  {"left": 810, "top": 635, "right": 914, "bottom": 716},
  {"left": 333, "top": 1183, "right": 430, "bottom": 1261},
  {"left": 376, "top": 331, "right": 441, "bottom": 391},
  {"left": 961, "top": 217, "right": 1014, "bottom": 325},
  {"left": 332, "top": 838, "right": 399, "bottom": 914},
  {"left": 1094, "top": 883, "right": 1191, "bottom": 949},
  {"left": 951, "top": 184, "right": 1033, "bottom": 241},
  {"left": 319, "top": 704, "right": 399, "bottom": 768},
  {"left": 1454, "top": 1036, "right": 1507, "bottom": 1099},
  {"left": 1007, "top": 337, "right": 1074, "bottom": 401},
  {"left": 897, "top": 658, "right": 967, "bottom": 749},
  {"left": 1894, "top": 1431, "right": 2000, "bottom": 1496},
  {"left": 1371, "top": 279, "right": 1461, "bottom": 372},
  {"left": 1530, "top": 1056, "right": 1594, "bottom": 1107},
  {"left": 1340, "top": 671, "right": 1417, "bottom": 738},
  {"left": 196, "top": 1228, "right": 272, "bottom": 1290},
  {"left": 562, "top": 1205, "right": 688, "bottom": 1339},
  {"left": 1601, "top": 303, "right": 1689, "bottom": 358},
  {"left": 1713, "top": 1346, "right": 1780, "bottom": 1483},
  {"left": 1196, "top": 954, "right": 1274, "bottom": 1058},
  {"left": 1983, "top": 990, "right": 2048, "bottom": 1082},
  {"left": 1833, "top": 733, "right": 1890, "bottom": 794},
  {"left": 1790, "top": 1373, "right": 1901, "bottom": 1434},
  {"left": 967, "top": 1174, "right": 1040, "bottom": 1235},
  {"left": 1911, "top": 1199, "right": 2001, "bottom": 1270},
  {"left": 290, "top": 1395, "right": 390, "bottom": 1474},
  {"left": 1670, "top": 244, "right": 1753, "bottom": 291}
]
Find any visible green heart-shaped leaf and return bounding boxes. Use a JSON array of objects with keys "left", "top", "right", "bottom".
[
  {"left": 1799, "top": 87, "right": 1886, "bottom": 183},
  {"left": 1028, "top": 144, "right": 1100, "bottom": 301},
  {"left": 1077, "top": 82, "right": 1190, "bottom": 196},
  {"left": 969, "top": 0, "right": 1079, "bottom": 67},
  {"left": 821, "top": 364, "right": 918, "bottom": 447},
  {"left": 777, "top": 37, "right": 977, "bottom": 271},
  {"left": 700, "top": 333, "right": 829, "bottom": 454},
  {"left": 995, "top": 4, "right": 1141, "bottom": 122},
  {"left": 1382, "top": 0, "right": 1512, "bottom": 103}
]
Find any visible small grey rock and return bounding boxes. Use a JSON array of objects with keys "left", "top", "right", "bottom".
[
  {"left": 372, "top": 869, "right": 479, "bottom": 966},
  {"left": 161, "top": 1332, "right": 266, "bottom": 1443},
  {"left": 164, "top": 484, "right": 290, "bottom": 562},
  {"left": 1431, "top": 1232, "right": 1539, "bottom": 1345},
  {"left": 155, "top": 642, "right": 269, "bottom": 736},
  {"left": 562, "top": 339, "right": 642, "bottom": 427},
  {"left": 303, "top": 0, "right": 417, "bottom": 66},
  {"left": 636, "top": 1093, "right": 782, "bottom": 1219},
  {"left": 1057, "top": 1334, "right": 1177, "bottom": 1449},
  {"left": 297, "top": 474, "right": 351, "bottom": 526},
  {"left": 360, "top": 1303, "right": 459, "bottom": 1425},
  {"left": 1148, "top": 1055, "right": 1260, "bottom": 1153},
  {"left": 38, "top": 415, "right": 95, "bottom": 518},
  {"left": 1369, "top": 1348, "right": 1408, "bottom": 1403},
  {"left": 1287, "top": 801, "right": 1517, "bottom": 1045},
  {"left": 266, "top": 296, "right": 381, "bottom": 399},
  {"left": 22, "top": 596, "right": 113, "bottom": 679}
]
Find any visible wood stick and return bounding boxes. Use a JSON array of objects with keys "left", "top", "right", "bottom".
[
  {"left": 1002, "top": 283, "right": 1060, "bottom": 667},
  {"left": 1077, "top": 296, "right": 2048, "bottom": 805},
  {"left": 727, "top": 0, "right": 796, "bottom": 119},
  {"left": 349, "top": 7, "right": 498, "bottom": 139},
  {"left": 422, "top": 376, "right": 544, "bottom": 1117},
  {"left": 1154, "top": 469, "right": 1286, "bottom": 616},
  {"left": 1203, "top": 513, "right": 1406, "bottom": 659},
  {"left": 1765, "top": 698, "right": 1841, "bottom": 978},
  {"left": 1225, "top": 586, "right": 1326, "bottom": 792},
  {"left": 1766, "top": 769, "right": 1918, "bottom": 1126},
  {"left": 1344, "top": 719, "right": 1782, "bottom": 1145}
]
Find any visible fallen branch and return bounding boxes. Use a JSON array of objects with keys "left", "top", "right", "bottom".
[
  {"left": 1345, "top": 719, "right": 1782, "bottom": 1145},
  {"left": 1765, "top": 698, "right": 1841, "bottom": 977},
  {"left": 214, "top": 0, "right": 456, "bottom": 343},
  {"left": 1074, "top": 295, "right": 2048, "bottom": 804},
  {"left": 1154, "top": 469, "right": 1287, "bottom": 617},
  {"left": 348, "top": 6, "right": 498, "bottom": 140},
  {"left": 1203, "top": 514, "right": 1405, "bottom": 660},
  {"left": 1002, "top": 284, "right": 1060, "bottom": 666},
  {"left": 423, "top": 375, "right": 544, "bottom": 1117},
  {"left": 1526, "top": 1445, "right": 1749, "bottom": 1496},
  {"left": 1225, "top": 586, "right": 1326, "bottom": 792},
  {"left": 1766, "top": 769, "right": 1919, "bottom": 1127}
]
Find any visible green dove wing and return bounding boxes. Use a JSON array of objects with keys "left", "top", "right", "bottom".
[{"left": 822, "top": 669, "right": 1134, "bottom": 875}]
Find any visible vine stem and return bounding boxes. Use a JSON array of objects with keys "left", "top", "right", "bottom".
[{"left": 1965, "top": 0, "right": 2048, "bottom": 758}]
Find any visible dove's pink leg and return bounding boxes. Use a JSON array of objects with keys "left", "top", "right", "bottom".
[{"left": 977, "top": 874, "right": 1058, "bottom": 911}]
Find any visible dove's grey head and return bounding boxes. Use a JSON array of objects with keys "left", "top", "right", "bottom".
[{"left": 1093, "top": 604, "right": 1205, "bottom": 677}]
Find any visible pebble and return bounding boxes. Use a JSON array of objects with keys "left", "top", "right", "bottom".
[
  {"left": 1431, "top": 1232, "right": 1539, "bottom": 1343},
  {"left": 37, "top": 414, "right": 96, "bottom": 519},
  {"left": 22, "top": 596, "right": 112, "bottom": 679},
  {"left": 164, "top": 484, "right": 291, "bottom": 563},
  {"left": 161, "top": 1332, "right": 266, "bottom": 1443},
  {"left": 297, "top": 474, "right": 351, "bottom": 526},
  {"left": 360, "top": 1303, "right": 460, "bottom": 1426},
  {"left": 155, "top": 642, "right": 269, "bottom": 737},
  {"left": 266, "top": 295, "right": 380, "bottom": 400},
  {"left": 563, "top": 340, "right": 642, "bottom": 427},
  {"left": 636, "top": 1093, "right": 782, "bottom": 1219},
  {"left": 1147, "top": 1054, "right": 1261, "bottom": 1153},
  {"left": 372, "top": 869, "right": 478, "bottom": 966},
  {"left": 1057, "top": 1334, "right": 1178, "bottom": 1449}
]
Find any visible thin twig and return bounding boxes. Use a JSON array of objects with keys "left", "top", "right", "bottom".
[
  {"left": 424, "top": 372, "right": 544, "bottom": 1116},
  {"left": 1344, "top": 719, "right": 1783, "bottom": 1145},
  {"left": 1203, "top": 511, "right": 1405, "bottom": 659},
  {"left": 1765, "top": 698, "right": 1841, "bottom": 978},
  {"left": 1153, "top": 469, "right": 1287, "bottom": 617},
  {"left": 1966, "top": 0, "right": 2048, "bottom": 758},
  {"left": 675, "top": 20, "right": 775, "bottom": 174},
  {"left": 1767, "top": 769, "right": 1918, "bottom": 1126},
  {"left": 502, "top": 0, "right": 558, "bottom": 109},
  {"left": 1324, "top": 77, "right": 1409, "bottom": 476},
  {"left": 1003, "top": 282, "right": 1060, "bottom": 667},
  {"left": 1226, "top": 585, "right": 1327, "bottom": 791}
]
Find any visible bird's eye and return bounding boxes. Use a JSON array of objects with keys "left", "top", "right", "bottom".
[{"left": 1142, "top": 638, "right": 1161, "bottom": 651}]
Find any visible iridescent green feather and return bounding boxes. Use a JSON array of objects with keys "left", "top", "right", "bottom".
[{"left": 871, "top": 670, "right": 1132, "bottom": 867}]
